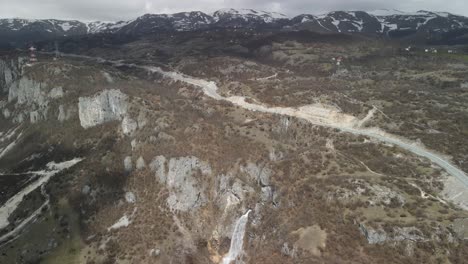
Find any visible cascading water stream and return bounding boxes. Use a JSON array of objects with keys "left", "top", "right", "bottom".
[{"left": 222, "top": 210, "right": 251, "bottom": 264}]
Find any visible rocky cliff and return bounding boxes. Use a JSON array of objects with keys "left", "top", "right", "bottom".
[{"left": 78, "top": 89, "right": 128, "bottom": 129}]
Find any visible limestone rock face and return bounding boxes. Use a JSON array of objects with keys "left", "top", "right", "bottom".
[
  {"left": 2, "top": 108, "right": 10, "bottom": 118},
  {"left": 136, "top": 156, "right": 146, "bottom": 170},
  {"left": 453, "top": 218, "right": 468, "bottom": 240},
  {"left": 137, "top": 110, "right": 148, "bottom": 128},
  {"left": 150, "top": 156, "right": 167, "bottom": 183},
  {"left": 122, "top": 116, "right": 138, "bottom": 136},
  {"left": 359, "top": 224, "right": 388, "bottom": 244},
  {"left": 9, "top": 77, "right": 47, "bottom": 106},
  {"left": 0, "top": 60, "right": 71, "bottom": 124},
  {"left": 30, "top": 111, "right": 43, "bottom": 123},
  {"left": 58, "top": 105, "right": 66, "bottom": 122},
  {"left": 12, "top": 112, "right": 24, "bottom": 123},
  {"left": 57, "top": 105, "right": 76, "bottom": 122},
  {"left": 48, "top": 87, "right": 64, "bottom": 99},
  {"left": 5, "top": 76, "right": 51, "bottom": 123},
  {"left": 125, "top": 192, "right": 136, "bottom": 203},
  {"left": 242, "top": 163, "right": 271, "bottom": 186},
  {"left": 359, "top": 224, "right": 427, "bottom": 244},
  {"left": 0, "top": 58, "right": 19, "bottom": 94},
  {"left": 78, "top": 89, "right": 128, "bottom": 129},
  {"left": 151, "top": 156, "right": 211, "bottom": 212},
  {"left": 124, "top": 156, "right": 133, "bottom": 172}
]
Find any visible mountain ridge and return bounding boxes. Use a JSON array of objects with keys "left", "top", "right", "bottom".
[{"left": 1, "top": 8, "right": 468, "bottom": 46}]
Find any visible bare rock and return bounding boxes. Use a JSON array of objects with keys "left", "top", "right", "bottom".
[
  {"left": 122, "top": 116, "right": 138, "bottom": 136},
  {"left": 125, "top": 192, "right": 136, "bottom": 203},
  {"left": 359, "top": 224, "right": 426, "bottom": 244},
  {"left": 152, "top": 156, "right": 211, "bottom": 212},
  {"left": 30, "top": 111, "right": 43, "bottom": 123},
  {"left": 48, "top": 87, "right": 64, "bottom": 99},
  {"left": 136, "top": 156, "right": 146, "bottom": 170},
  {"left": 241, "top": 163, "right": 272, "bottom": 186},
  {"left": 359, "top": 223, "right": 388, "bottom": 244},
  {"left": 137, "top": 110, "right": 148, "bottom": 128},
  {"left": 3, "top": 108, "right": 10, "bottom": 118},
  {"left": 150, "top": 156, "right": 167, "bottom": 183},
  {"left": 57, "top": 105, "right": 67, "bottom": 122},
  {"left": 78, "top": 89, "right": 128, "bottom": 129},
  {"left": 124, "top": 156, "right": 133, "bottom": 172},
  {"left": 452, "top": 218, "right": 468, "bottom": 240},
  {"left": 8, "top": 77, "right": 47, "bottom": 107}
]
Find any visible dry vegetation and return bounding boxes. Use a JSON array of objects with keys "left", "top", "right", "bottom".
[{"left": 1, "top": 31, "right": 467, "bottom": 263}]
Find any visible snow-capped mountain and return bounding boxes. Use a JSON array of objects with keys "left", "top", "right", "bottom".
[
  {"left": 212, "top": 8, "right": 288, "bottom": 25},
  {"left": 296, "top": 11, "right": 383, "bottom": 33},
  {"left": 291, "top": 10, "right": 468, "bottom": 35},
  {"left": 116, "top": 9, "right": 289, "bottom": 35},
  {"left": 86, "top": 20, "right": 133, "bottom": 34},
  {"left": 0, "top": 18, "right": 130, "bottom": 45},
  {"left": 0, "top": 18, "right": 86, "bottom": 34},
  {"left": 116, "top": 11, "right": 215, "bottom": 35},
  {"left": 1, "top": 9, "right": 468, "bottom": 46},
  {"left": 0, "top": 18, "right": 88, "bottom": 44}
]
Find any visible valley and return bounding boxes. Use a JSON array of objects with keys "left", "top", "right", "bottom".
[{"left": 0, "top": 10, "right": 467, "bottom": 264}]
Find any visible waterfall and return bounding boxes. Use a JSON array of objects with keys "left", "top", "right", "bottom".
[{"left": 222, "top": 210, "right": 251, "bottom": 264}]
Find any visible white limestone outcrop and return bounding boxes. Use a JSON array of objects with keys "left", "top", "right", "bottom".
[
  {"left": 78, "top": 89, "right": 128, "bottom": 129},
  {"left": 125, "top": 192, "right": 136, "bottom": 203},
  {"left": 6, "top": 76, "right": 51, "bottom": 123},
  {"left": 124, "top": 156, "right": 133, "bottom": 172},
  {"left": 136, "top": 156, "right": 146, "bottom": 170},
  {"left": 57, "top": 105, "right": 76, "bottom": 122},
  {"left": 30, "top": 111, "right": 43, "bottom": 123},
  {"left": 1, "top": 59, "right": 66, "bottom": 124},
  {"left": 122, "top": 116, "right": 138, "bottom": 136},
  {"left": 241, "top": 162, "right": 271, "bottom": 186},
  {"left": 8, "top": 77, "right": 47, "bottom": 107},
  {"left": 0, "top": 58, "right": 19, "bottom": 93},
  {"left": 58, "top": 105, "right": 66, "bottom": 122},
  {"left": 48, "top": 87, "right": 64, "bottom": 99},
  {"left": 150, "top": 156, "right": 211, "bottom": 212}
]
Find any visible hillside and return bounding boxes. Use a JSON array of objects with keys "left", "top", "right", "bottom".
[{"left": 0, "top": 28, "right": 467, "bottom": 263}]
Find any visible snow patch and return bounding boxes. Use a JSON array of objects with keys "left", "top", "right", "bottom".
[
  {"left": 368, "top": 9, "right": 407, "bottom": 16},
  {"left": 0, "top": 131, "right": 23, "bottom": 159},
  {"left": 108, "top": 208, "right": 137, "bottom": 231},
  {"left": 0, "top": 158, "right": 83, "bottom": 231}
]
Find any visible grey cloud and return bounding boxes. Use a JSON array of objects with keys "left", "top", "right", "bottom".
[{"left": 0, "top": 0, "right": 467, "bottom": 21}]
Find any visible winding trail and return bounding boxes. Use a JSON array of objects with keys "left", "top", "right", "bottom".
[
  {"left": 142, "top": 65, "right": 468, "bottom": 188},
  {"left": 53, "top": 53, "right": 468, "bottom": 190}
]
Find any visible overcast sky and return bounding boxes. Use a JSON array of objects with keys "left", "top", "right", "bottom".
[{"left": 1, "top": 0, "right": 468, "bottom": 21}]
